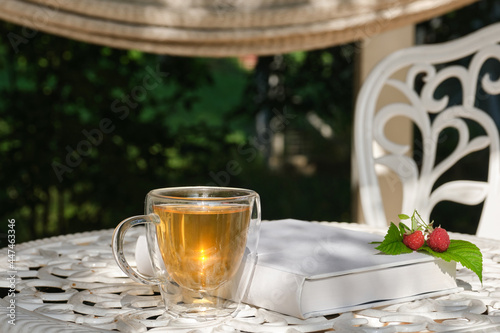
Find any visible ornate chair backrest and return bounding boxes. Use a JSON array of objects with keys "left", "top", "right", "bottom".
[{"left": 354, "top": 23, "right": 500, "bottom": 239}]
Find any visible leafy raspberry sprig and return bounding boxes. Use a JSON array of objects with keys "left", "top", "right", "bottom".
[{"left": 372, "top": 210, "right": 483, "bottom": 283}]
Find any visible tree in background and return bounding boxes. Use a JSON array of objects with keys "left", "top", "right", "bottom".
[
  {"left": 0, "top": 26, "right": 255, "bottom": 243},
  {"left": 0, "top": 20, "right": 356, "bottom": 245}
]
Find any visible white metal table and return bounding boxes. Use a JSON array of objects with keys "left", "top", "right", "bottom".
[{"left": 1, "top": 222, "right": 500, "bottom": 333}]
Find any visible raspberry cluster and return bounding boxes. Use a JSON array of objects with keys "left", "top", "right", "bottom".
[
  {"left": 375, "top": 210, "right": 483, "bottom": 283},
  {"left": 403, "top": 226, "right": 450, "bottom": 252}
]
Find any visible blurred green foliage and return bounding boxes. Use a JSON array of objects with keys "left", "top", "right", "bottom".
[
  {"left": 0, "top": 25, "right": 252, "bottom": 243},
  {"left": 0, "top": 22, "right": 354, "bottom": 245}
]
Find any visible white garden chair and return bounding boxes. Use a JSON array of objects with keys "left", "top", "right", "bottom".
[{"left": 354, "top": 23, "right": 500, "bottom": 240}]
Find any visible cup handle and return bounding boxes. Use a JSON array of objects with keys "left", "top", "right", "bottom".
[{"left": 112, "top": 214, "right": 160, "bottom": 285}]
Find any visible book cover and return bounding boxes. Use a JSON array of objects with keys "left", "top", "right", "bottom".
[{"left": 244, "top": 219, "right": 458, "bottom": 318}]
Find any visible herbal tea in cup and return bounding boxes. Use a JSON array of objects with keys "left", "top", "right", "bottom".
[
  {"left": 112, "top": 187, "right": 261, "bottom": 319},
  {"left": 154, "top": 204, "right": 251, "bottom": 291}
]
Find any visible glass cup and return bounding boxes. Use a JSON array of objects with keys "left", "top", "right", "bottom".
[{"left": 112, "top": 186, "right": 261, "bottom": 319}]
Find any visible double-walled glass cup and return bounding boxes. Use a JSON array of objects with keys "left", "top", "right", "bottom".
[{"left": 112, "top": 187, "right": 261, "bottom": 319}]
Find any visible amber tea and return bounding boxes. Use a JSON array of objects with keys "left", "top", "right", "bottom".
[
  {"left": 153, "top": 204, "right": 251, "bottom": 291},
  {"left": 113, "top": 186, "right": 260, "bottom": 318}
]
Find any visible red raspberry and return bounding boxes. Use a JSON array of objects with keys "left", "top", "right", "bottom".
[
  {"left": 427, "top": 227, "right": 450, "bottom": 252},
  {"left": 403, "top": 230, "right": 425, "bottom": 251}
]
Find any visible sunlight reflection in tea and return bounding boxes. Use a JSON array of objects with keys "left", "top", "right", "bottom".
[{"left": 153, "top": 204, "right": 250, "bottom": 291}]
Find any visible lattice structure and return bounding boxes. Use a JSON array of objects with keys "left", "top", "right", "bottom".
[
  {"left": 354, "top": 23, "right": 500, "bottom": 239},
  {"left": 1, "top": 223, "right": 500, "bottom": 332}
]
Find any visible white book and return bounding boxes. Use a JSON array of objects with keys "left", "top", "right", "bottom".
[{"left": 244, "top": 219, "right": 458, "bottom": 319}]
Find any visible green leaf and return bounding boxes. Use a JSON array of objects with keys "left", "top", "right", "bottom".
[
  {"left": 411, "top": 214, "right": 418, "bottom": 230},
  {"left": 374, "top": 222, "right": 413, "bottom": 255},
  {"left": 398, "top": 222, "right": 409, "bottom": 236},
  {"left": 419, "top": 240, "right": 483, "bottom": 283},
  {"left": 398, "top": 214, "right": 410, "bottom": 220},
  {"left": 413, "top": 210, "right": 428, "bottom": 230}
]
